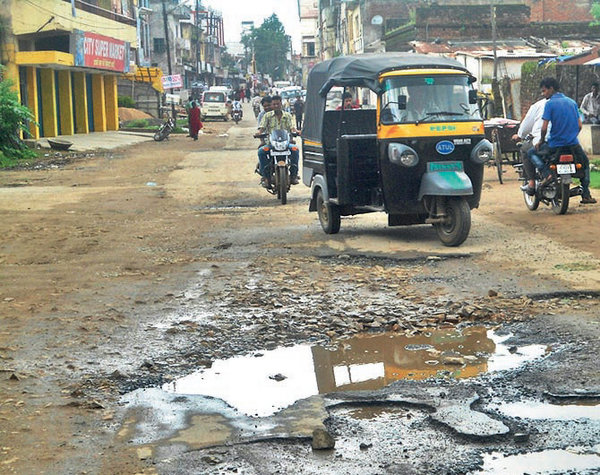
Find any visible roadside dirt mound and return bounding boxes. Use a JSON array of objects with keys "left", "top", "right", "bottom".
[{"left": 118, "top": 107, "right": 153, "bottom": 121}]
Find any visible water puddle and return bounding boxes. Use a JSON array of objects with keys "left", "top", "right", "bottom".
[
  {"left": 477, "top": 448, "right": 600, "bottom": 474},
  {"left": 163, "top": 327, "right": 547, "bottom": 417},
  {"left": 489, "top": 400, "right": 600, "bottom": 421}
]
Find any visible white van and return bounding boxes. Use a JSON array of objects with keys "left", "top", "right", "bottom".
[{"left": 201, "top": 91, "right": 229, "bottom": 121}]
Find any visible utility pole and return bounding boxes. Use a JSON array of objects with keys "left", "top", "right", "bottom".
[
  {"left": 195, "top": 0, "right": 200, "bottom": 88},
  {"left": 491, "top": 0, "right": 498, "bottom": 81},
  {"left": 161, "top": 0, "right": 176, "bottom": 119}
]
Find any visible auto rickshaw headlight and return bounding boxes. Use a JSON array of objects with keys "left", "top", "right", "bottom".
[
  {"left": 471, "top": 139, "right": 493, "bottom": 164},
  {"left": 388, "top": 143, "right": 419, "bottom": 167}
]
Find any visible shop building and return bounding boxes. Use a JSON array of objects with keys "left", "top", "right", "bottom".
[{"left": 0, "top": 0, "right": 138, "bottom": 139}]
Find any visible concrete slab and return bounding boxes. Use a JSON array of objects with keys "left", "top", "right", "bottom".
[{"left": 32, "top": 131, "right": 154, "bottom": 152}]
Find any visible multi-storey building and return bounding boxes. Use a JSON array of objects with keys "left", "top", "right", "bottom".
[{"left": 0, "top": 0, "right": 138, "bottom": 138}]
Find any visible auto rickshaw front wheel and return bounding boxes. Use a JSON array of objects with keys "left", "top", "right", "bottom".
[
  {"left": 434, "top": 197, "right": 471, "bottom": 247},
  {"left": 316, "top": 189, "right": 340, "bottom": 234}
]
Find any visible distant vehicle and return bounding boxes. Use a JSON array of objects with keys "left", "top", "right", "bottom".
[
  {"left": 209, "top": 85, "right": 232, "bottom": 98},
  {"left": 201, "top": 91, "right": 229, "bottom": 121},
  {"left": 281, "top": 86, "right": 303, "bottom": 111},
  {"left": 273, "top": 80, "right": 291, "bottom": 90}
]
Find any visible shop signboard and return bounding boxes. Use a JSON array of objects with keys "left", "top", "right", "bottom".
[
  {"left": 161, "top": 74, "right": 183, "bottom": 89},
  {"left": 72, "top": 30, "right": 130, "bottom": 73}
]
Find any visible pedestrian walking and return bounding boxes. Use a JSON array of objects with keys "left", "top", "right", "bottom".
[
  {"left": 293, "top": 96, "right": 304, "bottom": 130},
  {"left": 188, "top": 101, "right": 203, "bottom": 141}
]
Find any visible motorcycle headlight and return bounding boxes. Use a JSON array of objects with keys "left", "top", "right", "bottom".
[
  {"left": 273, "top": 140, "right": 287, "bottom": 151},
  {"left": 471, "top": 139, "right": 493, "bottom": 164},
  {"left": 388, "top": 143, "right": 419, "bottom": 167}
]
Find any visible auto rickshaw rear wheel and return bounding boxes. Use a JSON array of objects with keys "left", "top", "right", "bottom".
[
  {"left": 434, "top": 197, "right": 471, "bottom": 247},
  {"left": 316, "top": 189, "right": 340, "bottom": 234}
]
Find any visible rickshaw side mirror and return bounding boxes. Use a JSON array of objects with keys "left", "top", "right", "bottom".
[
  {"left": 469, "top": 90, "right": 478, "bottom": 104},
  {"left": 398, "top": 95, "right": 407, "bottom": 110}
]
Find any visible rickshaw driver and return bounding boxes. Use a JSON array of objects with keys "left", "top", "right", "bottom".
[
  {"left": 254, "top": 95, "right": 300, "bottom": 186},
  {"left": 404, "top": 85, "right": 442, "bottom": 122}
]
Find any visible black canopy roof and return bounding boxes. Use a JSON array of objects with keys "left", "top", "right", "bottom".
[{"left": 303, "top": 53, "right": 471, "bottom": 142}]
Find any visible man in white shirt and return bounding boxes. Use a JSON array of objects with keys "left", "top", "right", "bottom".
[
  {"left": 580, "top": 83, "right": 600, "bottom": 124},
  {"left": 512, "top": 97, "right": 551, "bottom": 195}
]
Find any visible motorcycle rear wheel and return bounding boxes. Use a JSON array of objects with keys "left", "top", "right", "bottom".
[{"left": 551, "top": 182, "right": 570, "bottom": 215}]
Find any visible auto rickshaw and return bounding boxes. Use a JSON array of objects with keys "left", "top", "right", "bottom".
[{"left": 302, "top": 53, "right": 493, "bottom": 246}]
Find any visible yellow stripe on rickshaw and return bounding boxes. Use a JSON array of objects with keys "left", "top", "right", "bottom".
[
  {"left": 303, "top": 139, "right": 322, "bottom": 147},
  {"left": 377, "top": 122, "right": 484, "bottom": 140},
  {"left": 379, "top": 69, "right": 469, "bottom": 79}
]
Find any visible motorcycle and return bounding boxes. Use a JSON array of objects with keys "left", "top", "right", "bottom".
[
  {"left": 232, "top": 108, "right": 243, "bottom": 124},
  {"left": 256, "top": 129, "right": 297, "bottom": 205},
  {"left": 516, "top": 142, "right": 584, "bottom": 215},
  {"left": 153, "top": 116, "right": 175, "bottom": 142}
]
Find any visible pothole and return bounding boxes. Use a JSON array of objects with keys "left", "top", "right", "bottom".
[
  {"left": 488, "top": 400, "right": 600, "bottom": 421},
  {"left": 476, "top": 448, "right": 600, "bottom": 474},
  {"left": 163, "top": 326, "right": 548, "bottom": 417}
]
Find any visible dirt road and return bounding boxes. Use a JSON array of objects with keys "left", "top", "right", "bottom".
[{"left": 1, "top": 109, "right": 599, "bottom": 474}]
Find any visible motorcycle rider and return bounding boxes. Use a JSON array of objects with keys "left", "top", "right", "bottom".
[
  {"left": 232, "top": 99, "right": 243, "bottom": 120},
  {"left": 254, "top": 94, "right": 300, "bottom": 186},
  {"left": 512, "top": 96, "right": 550, "bottom": 196},
  {"left": 256, "top": 95, "right": 272, "bottom": 127},
  {"left": 536, "top": 77, "right": 596, "bottom": 204}
]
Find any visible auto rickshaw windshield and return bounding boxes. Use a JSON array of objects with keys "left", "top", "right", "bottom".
[{"left": 380, "top": 75, "right": 481, "bottom": 125}]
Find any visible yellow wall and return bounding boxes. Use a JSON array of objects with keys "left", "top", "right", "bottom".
[
  {"left": 39, "top": 69, "right": 58, "bottom": 138},
  {"left": 104, "top": 75, "right": 119, "bottom": 131},
  {"left": 92, "top": 75, "right": 107, "bottom": 132},
  {"left": 57, "top": 70, "right": 74, "bottom": 136},
  {"left": 72, "top": 72, "right": 89, "bottom": 134},
  {"left": 10, "top": 0, "right": 137, "bottom": 45},
  {"left": 26, "top": 67, "right": 40, "bottom": 139}
]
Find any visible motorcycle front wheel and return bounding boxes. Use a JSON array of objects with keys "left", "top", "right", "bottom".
[
  {"left": 523, "top": 190, "right": 540, "bottom": 211},
  {"left": 434, "top": 197, "right": 471, "bottom": 247},
  {"left": 277, "top": 167, "right": 288, "bottom": 205},
  {"left": 551, "top": 182, "right": 570, "bottom": 215},
  {"left": 153, "top": 129, "right": 165, "bottom": 141}
]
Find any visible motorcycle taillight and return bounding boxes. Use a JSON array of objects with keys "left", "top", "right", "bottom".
[{"left": 559, "top": 154, "right": 573, "bottom": 163}]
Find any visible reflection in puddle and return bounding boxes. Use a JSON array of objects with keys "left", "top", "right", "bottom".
[
  {"left": 490, "top": 401, "right": 600, "bottom": 421},
  {"left": 477, "top": 448, "right": 600, "bottom": 474},
  {"left": 163, "top": 327, "right": 547, "bottom": 417}
]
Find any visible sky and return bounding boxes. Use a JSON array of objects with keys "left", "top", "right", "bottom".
[{"left": 201, "top": 0, "right": 302, "bottom": 52}]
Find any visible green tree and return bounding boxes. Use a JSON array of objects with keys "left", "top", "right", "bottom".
[
  {"left": 591, "top": 2, "right": 600, "bottom": 25},
  {"left": 0, "top": 67, "right": 36, "bottom": 160},
  {"left": 243, "top": 14, "right": 290, "bottom": 80}
]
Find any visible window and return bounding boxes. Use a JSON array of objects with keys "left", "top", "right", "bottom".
[
  {"left": 305, "top": 42, "right": 315, "bottom": 57},
  {"left": 380, "top": 75, "right": 481, "bottom": 125},
  {"left": 153, "top": 38, "right": 166, "bottom": 54}
]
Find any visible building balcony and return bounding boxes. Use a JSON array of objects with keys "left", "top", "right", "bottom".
[{"left": 63, "top": 0, "right": 137, "bottom": 26}]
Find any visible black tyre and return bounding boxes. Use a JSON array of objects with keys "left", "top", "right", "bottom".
[
  {"left": 316, "top": 188, "right": 340, "bottom": 234},
  {"left": 153, "top": 130, "right": 165, "bottom": 142},
  {"left": 278, "top": 167, "right": 288, "bottom": 205},
  {"left": 551, "top": 182, "right": 570, "bottom": 215},
  {"left": 434, "top": 197, "right": 471, "bottom": 247},
  {"left": 523, "top": 190, "right": 540, "bottom": 211}
]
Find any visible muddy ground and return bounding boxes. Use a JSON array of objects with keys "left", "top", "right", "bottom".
[{"left": 1, "top": 108, "right": 599, "bottom": 474}]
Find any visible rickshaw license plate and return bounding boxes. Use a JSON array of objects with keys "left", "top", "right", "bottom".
[
  {"left": 428, "top": 161, "right": 464, "bottom": 173},
  {"left": 557, "top": 164, "right": 575, "bottom": 174}
]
